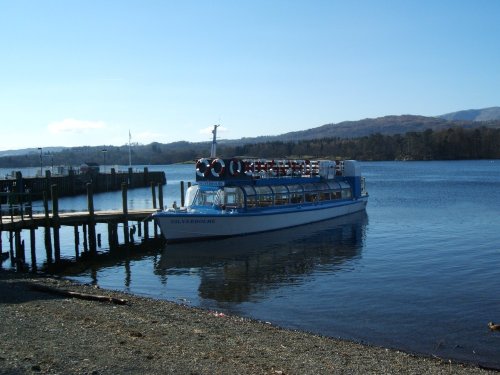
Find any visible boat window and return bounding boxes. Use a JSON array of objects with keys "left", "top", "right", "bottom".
[
  {"left": 303, "top": 183, "right": 326, "bottom": 203},
  {"left": 214, "top": 190, "right": 224, "bottom": 207},
  {"left": 318, "top": 191, "right": 331, "bottom": 201},
  {"left": 241, "top": 185, "right": 256, "bottom": 197},
  {"left": 192, "top": 187, "right": 219, "bottom": 206},
  {"left": 185, "top": 185, "right": 199, "bottom": 207},
  {"left": 288, "top": 184, "right": 304, "bottom": 204},
  {"left": 339, "top": 182, "right": 352, "bottom": 199},
  {"left": 223, "top": 187, "right": 244, "bottom": 208},
  {"left": 326, "top": 181, "right": 341, "bottom": 190},
  {"left": 327, "top": 181, "right": 342, "bottom": 199},
  {"left": 255, "top": 186, "right": 273, "bottom": 207},
  {"left": 240, "top": 185, "right": 257, "bottom": 208},
  {"left": 271, "top": 185, "right": 289, "bottom": 205}
]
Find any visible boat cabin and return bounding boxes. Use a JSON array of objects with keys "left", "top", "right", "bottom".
[{"left": 185, "top": 158, "right": 366, "bottom": 211}]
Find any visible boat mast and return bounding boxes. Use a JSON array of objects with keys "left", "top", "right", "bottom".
[{"left": 210, "top": 124, "right": 219, "bottom": 158}]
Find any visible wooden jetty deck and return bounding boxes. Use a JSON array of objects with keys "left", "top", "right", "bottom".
[
  {"left": 0, "top": 209, "right": 156, "bottom": 231},
  {"left": 0, "top": 181, "right": 166, "bottom": 271}
]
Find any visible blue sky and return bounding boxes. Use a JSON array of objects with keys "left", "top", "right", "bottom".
[{"left": 1, "top": 0, "right": 499, "bottom": 151}]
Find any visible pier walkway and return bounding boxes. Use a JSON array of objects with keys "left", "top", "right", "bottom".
[
  {"left": 0, "top": 209, "right": 156, "bottom": 231},
  {"left": 0, "top": 181, "right": 164, "bottom": 270}
]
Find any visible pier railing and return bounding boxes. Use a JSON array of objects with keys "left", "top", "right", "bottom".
[{"left": 0, "top": 167, "right": 166, "bottom": 200}]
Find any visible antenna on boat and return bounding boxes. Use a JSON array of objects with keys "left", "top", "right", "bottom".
[{"left": 210, "top": 124, "right": 220, "bottom": 158}]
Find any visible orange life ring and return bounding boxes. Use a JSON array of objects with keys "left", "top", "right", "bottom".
[
  {"left": 196, "top": 158, "right": 210, "bottom": 177},
  {"left": 229, "top": 158, "right": 242, "bottom": 176},
  {"left": 210, "top": 158, "right": 226, "bottom": 178}
]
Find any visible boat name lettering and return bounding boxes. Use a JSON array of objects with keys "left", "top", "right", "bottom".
[
  {"left": 170, "top": 218, "right": 216, "bottom": 224},
  {"left": 198, "top": 181, "right": 225, "bottom": 186}
]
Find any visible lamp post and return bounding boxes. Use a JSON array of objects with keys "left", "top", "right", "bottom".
[{"left": 37, "top": 147, "right": 43, "bottom": 176}]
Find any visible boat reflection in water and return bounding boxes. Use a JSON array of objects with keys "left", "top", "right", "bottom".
[{"left": 155, "top": 211, "right": 368, "bottom": 304}]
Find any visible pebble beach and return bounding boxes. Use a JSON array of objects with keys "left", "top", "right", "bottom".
[{"left": 0, "top": 270, "right": 496, "bottom": 374}]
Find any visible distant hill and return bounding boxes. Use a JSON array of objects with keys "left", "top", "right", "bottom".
[
  {"left": 439, "top": 107, "right": 500, "bottom": 121},
  {"left": 0, "top": 147, "right": 66, "bottom": 158},
  {"left": 2, "top": 107, "right": 500, "bottom": 161},
  {"left": 219, "top": 113, "right": 500, "bottom": 146}
]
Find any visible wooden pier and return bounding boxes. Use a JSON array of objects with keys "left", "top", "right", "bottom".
[
  {"left": 0, "top": 181, "right": 166, "bottom": 271},
  {"left": 0, "top": 166, "right": 166, "bottom": 200}
]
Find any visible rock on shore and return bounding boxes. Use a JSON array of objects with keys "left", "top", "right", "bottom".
[{"left": 0, "top": 271, "right": 494, "bottom": 374}]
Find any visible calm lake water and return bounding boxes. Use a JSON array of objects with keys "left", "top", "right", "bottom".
[{"left": 2, "top": 161, "right": 500, "bottom": 368}]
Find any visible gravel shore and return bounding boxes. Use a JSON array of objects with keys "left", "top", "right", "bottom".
[{"left": 0, "top": 270, "right": 495, "bottom": 374}]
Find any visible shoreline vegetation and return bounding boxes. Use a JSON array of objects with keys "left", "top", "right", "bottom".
[
  {"left": 1, "top": 126, "right": 500, "bottom": 169},
  {"left": 0, "top": 270, "right": 496, "bottom": 374}
]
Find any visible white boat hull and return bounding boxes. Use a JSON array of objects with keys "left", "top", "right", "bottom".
[{"left": 154, "top": 198, "right": 368, "bottom": 242}]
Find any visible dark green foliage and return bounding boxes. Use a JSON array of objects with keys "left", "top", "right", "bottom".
[{"left": 0, "top": 127, "right": 499, "bottom": 168}]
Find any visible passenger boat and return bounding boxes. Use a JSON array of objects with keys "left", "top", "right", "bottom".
[{"left": 153, "top": 126, "right": 368, "bottom": 242}]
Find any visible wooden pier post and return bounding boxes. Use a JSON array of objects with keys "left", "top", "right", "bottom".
[
  {"left": 137, "top": 221, "right": 142, "bottom": 237},
  {"left": 107, "top": 223, "right": 115, "bottom": 249},
  {"left": 122, "top": 182, "right": 129, "bottom": 244},
  {"left": 144, "top": 220, "right": 149, "bottom": 240},
  {"left": 111, "top": 222, "right": 119, "bottom": 248},
  {"left": 158, "top": 182, "right": 164, "bottom": 211},
  {"left": 86, "top": 183, "right": 97, "bottom": 253},
  {"left": 43, "top": 191, "right": 52, "bottom": 263},
  {"left": 30, "top": 227, "right": 36, "bottom": 271},
  {"left": 74, "top": 225, "right": 80, "bottom": 259},
  {"left": 51, "top": 184, "right": 61, "bottom": 262},
  {"left": 9, "top": 231, "right": 14, "bottom": 262},
  {"left": 14, "top": 230, "right": 24, "bottom": 269},
  {"left": 82, "top": 224, "right": 88, "bottom": 252},
  {"left": 151, "top": 182, "right": 157, "bottom": 209}
]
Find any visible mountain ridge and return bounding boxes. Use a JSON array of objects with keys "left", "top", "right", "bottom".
[
  {"left": 439, "top": 106, "right": 500, "bottom": 121},
  {"left": 2, "top": 107, "right": 500, "bottom": 157}
]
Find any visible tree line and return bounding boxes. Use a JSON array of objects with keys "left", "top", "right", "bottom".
[{"left": 0, "top": 126, "right": 499, "bottom": 169}]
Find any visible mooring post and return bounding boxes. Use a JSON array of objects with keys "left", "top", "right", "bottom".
[
  {"left": 14, "top": 230, "right": 23, "bottom": 269},
  {"left": 43, "top": 191, "right": 52, "bottom": 263},
  {"left": 137, "top": 221, "right": 142, "bottom": 237},
  {"left": 158, "top": 182, "right": 164, "bottom": 210},
  {"left": 30, "top": 227, "right": 36, "bottom": 272},
  {"left": 180, "top": 181, "right": 185, "bottom": 207},
  {"left": 107, "top": 223, "right": 114, "bottom": 249},
  {"left": 74, "top": 225, "right": 80, "bottom": 259},
  {"left": 151, "top": 182, "right": 157, "bottom": 209},
  {"left": 9, "top": 231, "right": 14, "bottom": 262},
  {"left": 86, "top": 183, "right": 97, "bottom": 253},
  {"left": 112, "top": 222, "right": 119, "bottom": 247},
  {"left": 82, "top": 224, "right": 88, "bottom": 252},
  {"left": 144, "top": 220, "right": 149, "bottom": 240},
  {"left": 122, "top": 182, "right": 129, "bottom": 244},
  {"left": 28, "top": 191, "right": 33, "bottom": 219},
  {"left": 129, "top": 226, "right": 135, "bottom": 243},
  {"left": 51, "top": 184, "right": 61, "bottom": 262}
]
